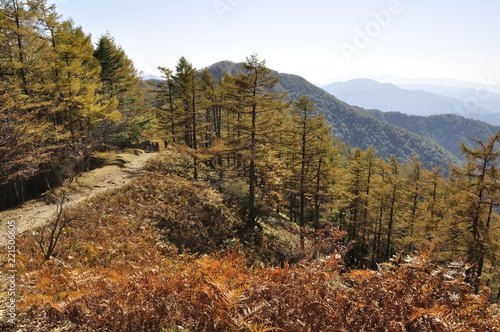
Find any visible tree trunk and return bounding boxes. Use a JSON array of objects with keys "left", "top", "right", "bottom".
[
  {"left": 12, "top": 0, "right": 28, "bottom": 93},
  {"left": 192, "top": 78, "right": 198, "bottom": 180},
  {"left": 386, "top": 184, "right": 396, "bottom": 260},
  {"left": 313, "top": 156, "right": 323, "bottom": 230},
  {"left": 248, "top": 101, "right": 257, "bottom": 228}
]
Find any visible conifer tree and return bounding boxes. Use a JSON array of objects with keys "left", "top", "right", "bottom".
[
  {"left": 385, "top": 155, "right": 401, "bottom": 260},
  {"left": 47, "top": 20, "right": 103, "bottom": 144},
  {"left": 0, "top": 0, "right": 60, "bottom": 201},
  {"left": 289, "top": 95, "right": 334, "bottom": 248},
  {"left": 368, "top": 157, "right": 390, "bottom": 268},
  {"left": 94, "top": 33, "right": 143, "bottom": 147},
  {"left": 0, "top": 80, "right": 50, "bottom": 188},
  {"left": 199, "top": 67, "right": 221, "bottom": 150},
  {"left": 344, "top": 148, "right": 365, "bottom": 242},
  {"left": 342, "top": 147, "right": 380, "bottom": 267},
  {"left": 232, "top": 54, "right": 286, "bottom": 228},
  {"left": 172, "top": 56, "right": 201, "bottom": 179},
  {"left": 399, "top": 156, "right": 441, "bottom": 252},
  {"left": 94, "top": 33, "right": 138, "bottom": 101},
  {"left": 449, "top": 132, "right": 500, "bottom": 282},
  {"left": 157, "top": 66, "right": 178, "bottom": 143},
  {"left": 0, "top": 0, "right": 55, "bottom": 99}
]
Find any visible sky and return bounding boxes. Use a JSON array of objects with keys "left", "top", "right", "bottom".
[{"left": 49, "top": 0, "right": 500, "bottom": 86}]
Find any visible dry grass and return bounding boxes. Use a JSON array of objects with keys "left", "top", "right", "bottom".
[{"left": 1, "top": 148, "right": 499, "bottom": 331}]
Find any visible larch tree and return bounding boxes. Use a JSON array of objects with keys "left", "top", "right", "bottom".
[
  {"left": 49, "top": 20, "right": 102, "bottom": 143},
  {"left": 0, "top": 0, "right": 58, "bottom": 202},
  {"left": 399, "top": 155, "right": 431, "bottom": 251},
  {"left": 344, "top": 148, "right": 366, "bottom": 242},
  {"left": 232, "top": 53, "right": 286, "bottom": 228},
  {"left": 173, "top": 56, "right": 202, "bottom": 179},
  {"left": 0, "top": 0, "right": 54, "bottom": 99},
  {"left": 0, "top": 0, "right": 148, "bottom": 209},
  {"left": 342, "top": 146, "right": 380, "bottom": 267},
  {"left": 426, "top": 166, "right": 446, "bottom": 240},
  {"left": 157, "top": 66, "right": 178, "bottom": 143},
  {"left": 449, "top": 132, "right": 500, "bottom": 283},
  {"left": 368, "top": 156, "right": 390, "bottom": 268},
  {"left": 0, "top": 80, "right": 50, "bottom": 189},
  {"left": 385, "top": 155, "right": 401, "bottom": 260},
  {"left": 199, "top": 67, "right": 220, "bottom": 150},
  {"left": 289, "top": 95, "right": 334, "bottom": 248}
]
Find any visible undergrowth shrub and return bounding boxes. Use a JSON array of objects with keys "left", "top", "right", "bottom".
[
  {"left": 276, "top": 226, "right": 350, "bottom": 264},
  {"left": 218, "top": 177, "right": 249, "bottom": 216},
  {"left": 16, "top": 250, "right": 500, "bottom": 331},
  {"left": 147, "top": 173, "right": 243, "bottom": 254},
  {"left": 146, "top": 147, "right": 194, "bottom": 178},
  {"left": 7, "top": 150, "right": 500, "bottom": 331}
]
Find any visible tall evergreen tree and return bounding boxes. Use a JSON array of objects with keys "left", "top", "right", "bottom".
[
  {"left": 157, "top": 66, "right": 178, "bottom": 143},
  {"left": 289, "top": 95, "right": 334, "bottom": 248},
  {"left": 94, "top": 33, "right": 138, "bottom": 101},
  {"left": 94, "top": 33, "right": 144, "bottom": 147},
  {"left": 233, "top": 54, "right": 286, "bottom": 228},
  {"left": 449, "top": 132, "right": 500, "bottom": 283},
  {"left": 173, "top": 56, "right": 201, "bottom": 179}
]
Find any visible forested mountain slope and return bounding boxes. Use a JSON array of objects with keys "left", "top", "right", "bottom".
[
  {"left": 208, "top": 62, "right": 459, "bottom": 169},
  {"left": 366, "top": 110, "right": 500, "bottom": 159},
  {"left": 276, "top": 73, "right": 460, "bottom": 168}
]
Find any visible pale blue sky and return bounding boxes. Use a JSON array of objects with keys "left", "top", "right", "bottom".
[{"left": 50, "top": 0, "right": 500, "bottom": 85}]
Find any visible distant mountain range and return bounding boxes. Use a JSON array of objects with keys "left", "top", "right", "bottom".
[
  {"left": 198, "top": 62, "right": 500, "bottom": 169},
  {"left": 321, "top": 78, "right": 500, "bottom": 126},
  {"left": 399, "top": 83, "right": 500, "bottom": 118},
  {"left": 142, "top": 74, "right": 164, "bottom": 81},
  {"left": 365, "top": 110, "right": 499, "bottom": 160},
  {"left": 274, "top": 74, "right": 460, "bottom": 169}
]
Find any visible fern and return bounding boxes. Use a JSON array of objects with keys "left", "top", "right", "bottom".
[{"left": 243, "top": 322, "right": 283, "bottom": 332}]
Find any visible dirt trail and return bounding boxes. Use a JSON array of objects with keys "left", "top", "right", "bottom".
[{"left": 0, "top": 150, "right": 157, "bottom": 246}]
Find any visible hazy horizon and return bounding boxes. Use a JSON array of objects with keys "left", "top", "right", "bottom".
[{"left": 50, "top": 0, "right": 500, "bottom": 87}]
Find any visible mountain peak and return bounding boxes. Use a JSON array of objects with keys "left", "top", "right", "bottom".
[{"left": 142, "top": 74, "right": 164, "bottom": 81}]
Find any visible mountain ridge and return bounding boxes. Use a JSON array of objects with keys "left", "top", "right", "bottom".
[
  {"left": 207, "top": 61, "right": 460, "bottom": 169},
  {"left": 322, "top": 78, "right": 500, "bottom": 126},
  {"left": 365, "top": 110, "right": 500, "bottom": 159}
]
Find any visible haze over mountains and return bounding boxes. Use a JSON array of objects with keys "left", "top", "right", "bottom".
[
  {"left": 400, "top": 83, "right": 500, "bottom": 118},
  {"left": 322, "top": 78, "right": 500, "bottom": 126}
]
